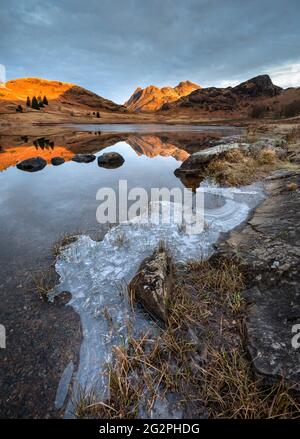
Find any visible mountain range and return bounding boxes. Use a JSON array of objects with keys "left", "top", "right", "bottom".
[{"left": 0, "top": 74, "right": 299, "bottom": 122}]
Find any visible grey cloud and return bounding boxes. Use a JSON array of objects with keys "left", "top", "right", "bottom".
[{"left": 0, "top": 0, "right": 299, "bottom": 103}]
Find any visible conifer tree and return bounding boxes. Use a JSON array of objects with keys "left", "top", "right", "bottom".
[
  {"left": 31, "top": 96, "right": 40, "bottom": 110},
  {"left": 26, "top": 96, "right": 31, "bottom": 107},
  {"left": 42, "top": 95, "right": 48, "bottom": 105}
]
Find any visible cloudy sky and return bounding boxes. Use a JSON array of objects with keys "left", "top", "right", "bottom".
[{"left": 1, "top": 0, "right": 299, "bottom": 103}]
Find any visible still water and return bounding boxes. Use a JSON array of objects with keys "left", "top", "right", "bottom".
[{"left": 0, "top": 124, "right": 263, "bottom": 418}]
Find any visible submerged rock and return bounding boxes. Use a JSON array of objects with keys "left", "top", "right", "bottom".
[
  {"left": 129, "top": 246, "right": 173, "bottom": 323},
  {"left": 72, "top": 154, "right": 96, "bottom": 163},
  {"left": 97, "top": 152, "right": 125, "bottom": 168},
  {"left": 51, "top": 157, "right": 65, "bottom": 166},
  {"left": 16, "top": 156, "right": 47, "bottom": 172}
]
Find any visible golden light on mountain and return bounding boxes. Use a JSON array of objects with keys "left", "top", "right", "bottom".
[
  {"left": 125, "top": 80, "right": 201, "bottom": 112},
  {"left": 0, "top": 78, "right": 73, "bottom": 101}
]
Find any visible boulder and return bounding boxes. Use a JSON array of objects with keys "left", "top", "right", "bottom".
[
  {"left": 51, "top": 157, "right": 65, "bottom": 166},
  {"left": 98, "top": 152, "right": 125, "bottom": 168},
  {"left": 129, "top": 246, "right": 173, "bottom": 323},
  {"left": 175, "top": 143, "right": 243, "bottom": 176},
  {"left": 16, "top": 156, "right": 47, "bottom": 172},
  {"left": 71, "top": 154, "right": 96, "bottom": 163}
]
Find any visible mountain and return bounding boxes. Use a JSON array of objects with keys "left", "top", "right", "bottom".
[
  {"left": 126, "top": 135, "right": 189, "bottom": 161},
  {"left": 125, "top": 80, "right": 201, "bottom": 112},
  {"left": 0, "top": 77, "right": 126, "bottom": 113},
  {"left": 162, "top": 75, "right": 283, "bottom": 117}
]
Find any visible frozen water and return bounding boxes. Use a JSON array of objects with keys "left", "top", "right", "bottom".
[
  {"left": 53, "top": 180, "right": 264, "bottom": 416},
  {"left": 54, "top": 361, "right": 74, "bottom": 409}
]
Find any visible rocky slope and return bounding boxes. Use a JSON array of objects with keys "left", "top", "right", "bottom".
[
  {"left": 125, "top": 80, "right": 200, "bottom": 112},
  {"left": 162, "top": 75, "right": 283, "bottom": 117},
  {"left": 217, "top": 167, "right": 300, "bottom": 388}
]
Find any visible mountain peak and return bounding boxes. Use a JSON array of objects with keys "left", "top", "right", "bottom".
[{"left": 125, "top": 80, "right": 201, "bottom": 112}]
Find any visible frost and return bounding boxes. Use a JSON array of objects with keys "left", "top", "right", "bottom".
[{"left": 54, "top": 180, "right": 264, "bottom": 415}]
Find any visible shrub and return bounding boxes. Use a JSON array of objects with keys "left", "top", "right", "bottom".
[
  {"left": 280, "top": 100, "right": 300, "bottom": 118},
  {"left": 249, "top": 104, "right": 269, "bottom": 119}
]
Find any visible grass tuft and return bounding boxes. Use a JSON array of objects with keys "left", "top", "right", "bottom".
[
  {"left": 52, "top": 233, "right": 78, "bottom": 258},
  {"left": 73, "top": 256, "right": 299, "bottom": 419},
  {"left": 31, "top": 269, "right": 57, "bottom": 301}
]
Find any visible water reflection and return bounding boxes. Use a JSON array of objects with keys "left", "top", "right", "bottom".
[{"left": 0, "top": 127, "right": 226, "bottom": 175}]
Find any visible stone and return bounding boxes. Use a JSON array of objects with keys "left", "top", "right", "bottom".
[
  {"left": 16, "top": 156, "right": 47, "bottom": 172},
  {"left": 71, "top": 154, "right": 96, "bottom": 163},
  {"left": 51, "top": 157, "right": 65, "bottom": 166},
  {"left": 174, "top": 143, "right": 243, "bottom": 175},
  {"left": 97, "top": 152, "right": 125, "bottom": 168},
  {"left": 129, "top": 246, "right": 173, "bottom": 323},
  {"left": 216, "top": 168, "right": 300, "bottom": 388}
]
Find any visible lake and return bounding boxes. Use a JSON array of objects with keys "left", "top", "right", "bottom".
[{"left": 0, "top": 124, "right": 264, "bottom": 418}]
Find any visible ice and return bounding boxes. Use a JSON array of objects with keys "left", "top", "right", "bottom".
[{"left": 53, "top": 180, "right": 264, "bottom": 416}]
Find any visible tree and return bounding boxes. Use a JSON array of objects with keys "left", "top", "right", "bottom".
[
  {"left": 16, "top": 104, "right": 23, "bottom": 113},
  {"left": 26, "top": 96, "right": 31, "bottom": 107},
  {"left": 42, "top": 95, "right": 48, "bottom": 105},
  {"left": 31, "top": 96, "right": 40, "bottom": 110},
  {"left": 96, "top": 111, "right": 100, "bottom": 118}
]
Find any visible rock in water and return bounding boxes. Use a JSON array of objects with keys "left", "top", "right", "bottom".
[
  {"left": 16, "top": 156, "right": 47, "bottom": 172},
  {"left": 129, "top": 246, "right": 173, "bottom": 323},
  {"left": 51, "top": 157, "right": 65, "bottom": 166},
  {"left": 98, "top": 152, "right": 125, "bottom": 168},
  {"left": 71, "top": 154, "right": 96, "bottom": 163}
]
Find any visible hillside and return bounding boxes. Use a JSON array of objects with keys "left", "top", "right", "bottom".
[
  {"left": 0, "top": 77, "right": 126, "bottom": 114},
  {"left": 125, "top": 80, "right": 200, "bottom": 112},
  {"left": 161, "top": 75, "right": 287, "bottom": 118}
]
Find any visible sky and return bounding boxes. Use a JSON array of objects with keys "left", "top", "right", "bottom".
[{"left": 0, "top": 0, "right": 299, "bottom": 103}]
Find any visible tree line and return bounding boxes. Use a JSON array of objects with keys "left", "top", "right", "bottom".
[{"left": 26, "top": 95, "right": 49, "bottom": 110}]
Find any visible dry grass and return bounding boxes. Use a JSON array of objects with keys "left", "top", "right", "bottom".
[
  {"left": 287, "top": 182, "right": 298, "bottom": 191},
  {"left": 206, "top": 148, "right": 284, "bottom": 186},
  {"left": 284, "top": 125, "right": 300, "bottom": 144},
  {"left": 52, "top": 233, "right": 78, "bottom": 258},
  {"left": 31, "top": 269, "right": 56, "bottom": 301},
  {"left": 74, "top": 256, "right": 299, "bottom": 419},
  {"left": 202, "top": 347, "right": 300, "bottom": 419}
]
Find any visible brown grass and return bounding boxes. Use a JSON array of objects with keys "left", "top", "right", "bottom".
[
  {"left": 202, "top": 347, "right": 300, "bottom": 419},
  {"left": 206, "top": 148, "right": 284, "bottom": 186},
  {"left": 287, "top": 182, "right": 298, "bottom": 191},
  {"left": 74, "top": 256, "right": 299, "bottom": 419},
  {"left": 31, "top": 268, "right": 57, "bottom": 301},
  {"left": 52, "top": 233, "right": 78, "bottom": 258},
  {"left": 284, "top": 125, "right": 300, "bottom": 144}
]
